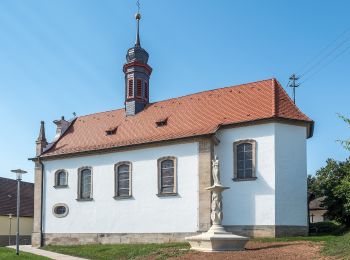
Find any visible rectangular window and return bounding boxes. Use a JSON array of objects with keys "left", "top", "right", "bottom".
[
  {"left": 136, "top": 79, "right": 142, "bottom": 97},
  {"left": 128, "top": 79, "right": 133, "bottom": 97}
]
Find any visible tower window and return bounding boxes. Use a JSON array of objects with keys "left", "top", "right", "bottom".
[
  {"left": 136, "top": 79, "right": 142, "bottom": 97},
  {"left": 128, "top": 79, "right": 133, "bottom": 97},
  {"left": 145, "top": 82, "right": 148, "bottom": 99}
]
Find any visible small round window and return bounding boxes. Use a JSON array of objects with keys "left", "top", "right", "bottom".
[{"left": 52, "top": 203, "right": 69, "bottom": 218}]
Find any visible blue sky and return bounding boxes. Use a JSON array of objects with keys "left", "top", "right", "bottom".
[{"left": 0, "top": 0, "right": 349, "bottom": 182}]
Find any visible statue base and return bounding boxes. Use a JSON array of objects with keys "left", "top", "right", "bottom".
[{"left": 185, "top": 225, "right": 248, "bottom": 252}]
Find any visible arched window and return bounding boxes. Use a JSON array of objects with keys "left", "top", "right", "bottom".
[
  {"left": 233, "top": 140, "right": 257, "bottom": 181},
  {"left": 54, "top": 170, "right": 68, "bottom": 187},
  {"left": 114, "top": 162, "right": 132, "bottom": 198},
  {"left": 77, "top": 167, "right": 93, "bottom": 200},
  {"left": 157, "top": 157, "right": 177, "bottom": 196}
]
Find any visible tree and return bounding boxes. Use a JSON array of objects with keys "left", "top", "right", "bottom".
[
  {"left": 338, "top": 114, "right": 350, "bottom": 151},
  {"left": 312, "top": 158, "right": 350, "bottom": 226}
]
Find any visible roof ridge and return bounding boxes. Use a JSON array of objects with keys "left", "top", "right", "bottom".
[
  {"left": 271, "top": 78, "right": 278, "bottom": 116},
  {"left": 77, "top": 78, "right": 276, "bottom": 119},
  {"left": 274, "top": 79, "right": 311, "bottom": 120}
]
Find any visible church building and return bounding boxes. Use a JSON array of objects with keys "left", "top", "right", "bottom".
[{"left": 31, "top": 11, "right": 314, "bottom": 246}]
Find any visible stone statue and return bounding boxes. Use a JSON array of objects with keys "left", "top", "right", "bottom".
[
  {"left": 211, "top": 192, "right": 223, "bottom": 225},
  {"left": 212, "top": 155, "right": 220, "bottom": 185}
]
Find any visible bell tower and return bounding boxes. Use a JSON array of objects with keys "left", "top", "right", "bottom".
[{"left": 123, "top": 11, "right": 152, "bottom": 116}]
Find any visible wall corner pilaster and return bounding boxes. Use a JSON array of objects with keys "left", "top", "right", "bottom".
[
  {"left": 197, "top": 138, "right": 213, "bottom": 231},
  {"left": 32, "top": 161, "right": 43, "bottom": 247}
]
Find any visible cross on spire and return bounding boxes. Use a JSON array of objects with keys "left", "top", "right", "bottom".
[{"left": 135, "top": 0, "right": 141, "bottom": 47}]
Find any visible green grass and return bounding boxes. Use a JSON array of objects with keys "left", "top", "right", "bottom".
[
  {"left": 322, "top": 231, "right": 350, "bottom": 258},
  {"left": 43, "top": 242, "right": 190, "bottom": 260},
  {"left": 42, "top": 229, "right": 350, "bottom": 260},
  {"left": 255, "top": 230, "right": 350, "bottom": 258},
  {"left": 0, "top": 247, "right": 49, "bottom": 260},
  {"left": 255, "top": 234, "right": 337, "bottom": 243}
]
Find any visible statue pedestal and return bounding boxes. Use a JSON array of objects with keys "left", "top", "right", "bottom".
[
  {"left": 185, "top": 183, "right": 249, "bottom": 252},
  {"left": 185, "top": 232, "right": 249, "bottom": 252}
]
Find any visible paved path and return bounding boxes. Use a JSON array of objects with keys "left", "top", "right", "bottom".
[{"left": 7, "top": 245, "right": 87, "bottom": 260}]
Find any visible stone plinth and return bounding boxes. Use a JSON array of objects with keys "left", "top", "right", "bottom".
[{"left": 186, "top": 232, "right": 249, "bottom": 252}]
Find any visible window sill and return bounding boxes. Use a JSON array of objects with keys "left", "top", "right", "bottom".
[
  {"left": 232, "top": 177, "right": 257, "bottom": 182},
  {"left": 113, "top": 195, "right": 133, "bottom": 200},
  {"left": 156, "top": 192, "right": 178, "bottom": 197},
  {"left": 53, "top": 185, "right": 68, "bottom": 189},
  {"left": 76, "top": 198, "right": 93, "bottom": 202}
]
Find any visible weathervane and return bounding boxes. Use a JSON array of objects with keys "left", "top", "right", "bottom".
[
  {"left": 135, "top": 0, "right": 141, "bottom": 47},
  {"left": 136, "top": 0, "right": 140, "bottom": 13}
]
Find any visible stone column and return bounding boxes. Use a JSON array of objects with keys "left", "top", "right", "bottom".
[
  {"left": 205, "top": 156, "right": 229, "bottom": 234},
  {"left": 198, "top": 139, "right": 213, "bottom": 231},
  {"left": 32, "top": 160, "right": 43, "bottom": 247},
  {"left": 32, "top": 121, "right": 47, "bottom": 247}
]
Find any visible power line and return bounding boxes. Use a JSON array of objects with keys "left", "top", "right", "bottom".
[
  {"left": 296, "top": 26, "right": 350, "bottom": 77},
  {"left": 299, "top": 33, "right": 350, "bottom": 79},
  {"left": 285, "top": 25, "right": 350, "bottom": 99},
  {"left": 300, "top": 43, "right": 350, "bottom": 84}
]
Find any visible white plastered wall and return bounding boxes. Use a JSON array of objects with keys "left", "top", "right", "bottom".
[
  {"left": 42, "top": 142, "right": 199, "bottom": 234},
  {"left": 275, "top": 123, "right": 308, "bottom": 226},
  {"left": 215, "top": 123, "right": 276, "bottom": 226}
]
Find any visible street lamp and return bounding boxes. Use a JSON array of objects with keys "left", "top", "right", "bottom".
[
  {"left": 11, "top": 169, "right": 27, "bottom": 255},
  {"left": 8, "top": 214, "right": 13, "bottom": 246}
]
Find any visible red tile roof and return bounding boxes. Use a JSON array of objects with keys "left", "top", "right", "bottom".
[{"left": 41, "top": 78, "right": 313, "bottom": 158}]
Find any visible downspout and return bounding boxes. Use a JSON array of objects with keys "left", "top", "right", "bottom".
[{"left": 39, "top": 158, "right": 44, "bottom": 247}]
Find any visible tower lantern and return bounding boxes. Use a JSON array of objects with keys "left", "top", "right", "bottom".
[{"left": 123, "top": 11, "right": 152, "bottom": 116}]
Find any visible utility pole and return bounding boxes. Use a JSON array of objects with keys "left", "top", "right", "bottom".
[{"left": 289, "top": 74, "right": 300, "bottom": 104}]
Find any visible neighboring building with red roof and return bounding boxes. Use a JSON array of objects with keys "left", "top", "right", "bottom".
[
  {"left": 30, "top": 11, "right": 314, "bottom": 247},
  {"left": 0, "top": 177, "right": 34, "bottom": 246}
]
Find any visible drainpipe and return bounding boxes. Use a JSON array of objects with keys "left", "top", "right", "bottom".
[{"left": 39, "top": 158, "right": 44, "bottom": 247}]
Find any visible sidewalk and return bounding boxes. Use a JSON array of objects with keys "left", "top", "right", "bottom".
[{"left": 7, "top": 245, "right": 87, "bottom": 260}]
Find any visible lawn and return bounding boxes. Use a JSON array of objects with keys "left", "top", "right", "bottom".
[
  {"left": 256, "top": 231, "right": 350, "bottom": 259},
  {"left": 42, "top": 231, "right": 350, "bottom": 260},
  {"left": 43, "top": 242, "right": 190, "bottom": 260},
  {"left": 0, "top": 247, "right": 49, "bottom": 260}
]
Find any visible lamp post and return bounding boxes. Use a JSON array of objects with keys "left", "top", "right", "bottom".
[
  {"left": 11, "top": 169, "right": 27, "bottom": 255},
  {"left": 8, "top": 214, "right": 13, "bottom": 246}
]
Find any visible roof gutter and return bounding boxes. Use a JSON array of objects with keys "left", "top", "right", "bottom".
[{"left": 30, "top": 117, "right": 314, "bottom": 161}]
